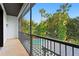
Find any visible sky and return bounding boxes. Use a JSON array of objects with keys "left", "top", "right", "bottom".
[{"left": 23, "top": 3, "right": 79, "bottom": 24}]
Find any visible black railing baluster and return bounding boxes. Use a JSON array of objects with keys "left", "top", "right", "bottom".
[
  {"left": 50, "top": 41, "right": 52, "bottom": 55},
  {"left": 39, "top": 38, "right": 41, "bottom": 54},
  {"left": 49, "top": 41, "right": 51, "bottom": 56},
  {"left": 47, "top": 40, "right": 48, "bottom": 49},
  {"left": 35, "top": 38, "right": 37, "bottom": 55},
  {"left": 48, "top": 40, "right": 50, "bottom": 56},
  {"left": 46, "top": 40, "right": 48, "bottom": 56},
  {"left": 65, "top": 45, "right": 67, "bottom": 56},
  {"left": 59, "top": 43, "right": 61, "bottom": 56},
  {"left": 42, "top": 38, "right": 44, "bottom": 55},
  {"left": 41, "top": 38, "right": 42, "bottom": 55},
  {"left": 47, "top": 40, "right": 48, "bottom": 56},
  {"left": 47, "top": 40, "right": 49, "bottom": 56},
  {"left": 72, "top": 47, "right": 74, "bottom": 56},
  {"left": 44, "top": 39, "right": 46, "bottom": 56},
  {"left": 40, "top": 38, "right": 41, "bottom": 56},
  {"left": 45, "top": 40, "right": 47, "bottom": 55},
  {"left": 45, "top": 39, "right": 46, "bottom": 48},
  {"left": 54, "top": 42, "right": 55, "bottom": 56}
]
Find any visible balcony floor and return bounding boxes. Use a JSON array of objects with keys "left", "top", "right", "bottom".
[{"left": 0, "top": 39, "right": 29, "bottom": 56}]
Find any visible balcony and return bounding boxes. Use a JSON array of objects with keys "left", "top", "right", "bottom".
[{"left": 0, "top": 3, "right": 79, "bottom": 56}]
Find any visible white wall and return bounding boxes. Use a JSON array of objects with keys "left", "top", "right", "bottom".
[
  {"left": 3, "top": 9, "right": 7, "bottom": 44},
  {"left": 7, "top": 15, "right": 18, "bottom": 39}
]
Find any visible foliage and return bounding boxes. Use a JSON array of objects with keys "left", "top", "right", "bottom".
[
  {"left": 66, "top": 18, "right": 79, "bottom": 44},
  {"left": 47, "top": 3, "right": 70, "bottom": 41},
  {"left": 34, "top": 21, "right": 47, "bottom": 37},
  {"left": 20, "top": 19, "right": 30, "bottom": 33},
  {"left": 20, "top": 3, "right": 79, "bottom": 45}
]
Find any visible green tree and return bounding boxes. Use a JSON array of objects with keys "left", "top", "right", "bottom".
[
  {"left": 20, "top": 19, "right": 30, "bottom": 33},
  {"left": 47, "top": 3, "right": 71, "bottom": 41},
  {"left": 55, "top": 3, "right": 71, "bottom": 41},
  {"left": 35, "top": 21, "right": 47, "bottom": 36},
  {"left": 35, "top": 8, "right": 48, "bottom": 36},
  {"left": 66, "top": 17, "right": 79, "bottom": 44}
]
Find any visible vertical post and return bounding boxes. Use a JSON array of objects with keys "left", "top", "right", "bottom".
[
  {"left": 59, "top": 43, "right": 61, "bottom": 56},
  {"left": 40, "top": 38, "right": 41, "bottom": 55},
  {"left": 50, "top": 41, "right": 52, "bottom": 55},
  {"left": 54, "top": 42, "right": 55, "bottom": 56},
  {"left": 47, "top": 40, "right": 48, "bottom": 48},
  {"left": 65, "top": 45, "right": 67, "bottom": 56},
  {"left": 72, "top": 47, "right": 74, "bottom": 56},
  {"left": 30, "top": 3, "right": 32, "bottom": 56},
  {"left": 44, "top": 39, "right": 46, "bottom": 56},
  {"left": 41, "top": 38, "right": 42, "bottom": 56}
]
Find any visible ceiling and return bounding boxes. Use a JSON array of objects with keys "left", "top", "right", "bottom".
[{"left": 3, "top": 3, "right": 23, "bottom": 16}]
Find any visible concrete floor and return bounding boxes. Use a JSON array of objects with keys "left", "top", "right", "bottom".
[{"left": 0, "top": 39, "right": 29, "bottom": 56}]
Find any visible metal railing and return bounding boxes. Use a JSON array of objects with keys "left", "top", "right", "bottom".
[
  {"left": 19, "top": 32, "right": 31, "bottom": 55},
  {"left": 19, "top": 32, "right": 79, "bottom": 56},
  {"left": 31, "top": 34, "right": 79, "bottom": 56}
]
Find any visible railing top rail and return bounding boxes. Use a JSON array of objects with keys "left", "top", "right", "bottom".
[{"left": 21, "top": 32, "right": 79, "bottom": 48}]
